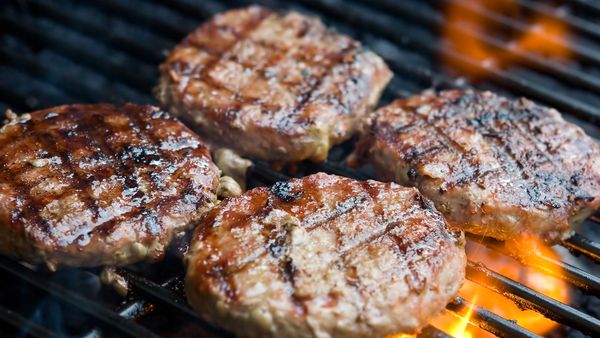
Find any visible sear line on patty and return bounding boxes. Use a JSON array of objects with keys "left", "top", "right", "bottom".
[
  {"left": 185, "top": 173, "right": 466, "bottom": 338},
  {"left": 0, "top": 104, "right": 220, "bottom": 270},
  {"left": 354, "top": 90, "right": 600, "bottom": 244},
  {"left": 156, "top": 6, "right": 392, "bottom": 163}
]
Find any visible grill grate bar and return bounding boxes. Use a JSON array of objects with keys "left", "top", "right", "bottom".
[
  {"left": 0, "top": 256, "right": 161, "bottom": 338},
  {"left": 116, "top": 269, "right": 231, "bottom": 337},
  {"left": 293, "top": 0, "right": 600, "bottom": 123},
  {"left": 446, "top": 296, "right": 540, "bottom": 338},
  {"left": 561, "top": 233, "right": 600, "bottom": 264},
  {"left": 516, "top": 0, "right": 600, "bottom": 42},
  {"left": 0, "top": 304, "right": 61, "bottom": 338},
  {"left": 367, "top": 0, "right": 600, "bottom": 94},
  {"left": 466, "top": 260, "right": 600, "bottom": 336},
  {"left": 0, "top": 66, "right": 77, "bottom": 110},
  {"left": 0, "top": 43, "right": 150, "bottom": 104},
  {"left": 25, "top": 0, "right": 171, "bottom": 65},
  {"left": 0, "top": 12, "right": 156, "bottom": 91},
  {"left": 83, "top": 0, "right": 196, "bottom": 40},
  {"left": 568, "top": 0, "right": 600, "bottom": 16},
  {"left": 431, "top": 0, "right": 600, "bottom": 66},
  {"left": 467, "top": 234, "right": 600, "bottom": 296},
  {"left": 157, "top": 0, "right": 229, "bottom": 20}
]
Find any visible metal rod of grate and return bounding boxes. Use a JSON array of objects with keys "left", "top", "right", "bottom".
[
  {"left": 0, "top": 256, "right": 161, "bottom": 338},
  {"left": 429, "top": 0, "right": 600, "bottom": 66},
  {"left": 562, "top": 233, "right": 600, "bottom": 263},
  {"left": 445, "top": 297, "right": 540, "bottom": 338},
  {"left": 466, "top": 261, "right": 600, "bottom": 336},
  {"left": 364, "top": 0, "right": 600, "bottom": 94},
  {"left": 514, "top": 0, "right": 600, "bottom": 41},
  {"left": 0, "top": 304, "right": 62, "bottom": 338},
  {"left": 293, "top": 0, "right": 600, "bottom": 123},
  {"left": 466, "top": 234, "right": 600, "bottom": 296}
]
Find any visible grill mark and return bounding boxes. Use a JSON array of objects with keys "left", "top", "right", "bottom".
[
  {"left": 292, "top": 44, "right": 358, "bottom": 117},
  {"left": 383, "top": 114, "right": 445, "bottom": 165},
  {"left": 387, "top": 232, "right": 428, "bottom": 291},
  {"left": 223, "top": 187, "right": 372, "bottom": 280},
  {"left": 33, "top": 117, "right": 108, "bottom": 244},
  {"left": 182, "top": 10, "right": 272, "bottom": 113},
  {"left": 366, "top": 197, "right": 444, "bottom": 293},
  {"left": 494, "top": 105, "right": 576, "bottom": 205},
  {"left": 338, "top": 206, "right": 416, "bottom": 258},
  {"left": 337, "top": 183, "right": 384, "bottom": 317},
  {"left": 116, "top": 106, "right": 210, "bottom": 237},
  {"left": 263, "top": 221, "right": 306, "bottom": 315},
  {"left": 34, "top": 131, "right": 104, "bottom": 244},
  {"left": 182, "top": 12, "right": 358, "bottom": 123},
  {"left": 0, "top": 123, "right": 52, "bottom": 240},
  {"left": 125, "top": 107, "right": 188, "bottom": 233},
  {"left": 205, "top": 205, "right": 274, "bottom": 305},
  {"left": 84, "top": 112, "right": 147, "bottom": 236},
  {"left": 303, "top": 191, "right": 370, "bottom": 231},
  {"left": 411, "top": 105, "right": 480, "bottom": 186},
  {"left": 465, "top": 100, "right": 549, "bottom": 204},
  {"left": 501, "top": 105, "right": 594, "bottom": 201},
  {"left": 193, "top": 29, "right": 342, "bottom": 71}
]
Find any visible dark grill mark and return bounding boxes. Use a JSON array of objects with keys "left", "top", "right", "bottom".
[
  {"left": 411, "top": 103, "right": 481, "bottom": 188},
  {"left": 304, "top": 192, "right": 369, "bottom": 231},
  {"left": 43, "top": 111, "right": 58, "bottom": 120},
  {"left": 179, "top": 9, "right": 272, "bottom": 116},
  {"left": 270, "top": 181, "right": 302, "bottom": 202}
]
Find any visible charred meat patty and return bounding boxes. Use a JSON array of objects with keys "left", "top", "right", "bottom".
[
  {"left": 156, "top": 6, "right": 392, "bottom": 162},
  {"left": 185, "top": 173, "right": 465, "bottom": 338},
  {"left": 0, "top": 104, "right": 220, "bottom": 270},
  {"left": 355, "top": 90, "right": 600, "bottom": 244}
]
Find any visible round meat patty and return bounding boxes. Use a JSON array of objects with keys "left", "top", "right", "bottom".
[
  {"left": 185, "top": 173, "right": 465, "bottom": 338},
  {"left": 156, "top": 6, "right": 392, "bottom": 162},
  {"left": 0, "top": 104, "right": 220, "bottom": 270},
  {"left": 354, "top": 90, "right": 600, "bottom": 244}
]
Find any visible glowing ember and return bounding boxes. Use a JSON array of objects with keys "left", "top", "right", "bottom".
[
  {"left": 443, "top": 0, "right": 572, "bottom": 77},
  {"left": 432, "top": 239, "right": 569, "bottom": 337}
]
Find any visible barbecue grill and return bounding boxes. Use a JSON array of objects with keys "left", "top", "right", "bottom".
[{"left": 1, "top": 0, "right": 600, "bottom": 337}]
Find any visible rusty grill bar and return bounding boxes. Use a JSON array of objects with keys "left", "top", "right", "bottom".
[{"left": 0, "top": 0, "right": 599, "bottom": 337}]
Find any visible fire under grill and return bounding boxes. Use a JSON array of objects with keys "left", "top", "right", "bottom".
[{"left": 0, "top": 0, "right": 600, "bottom": 337}]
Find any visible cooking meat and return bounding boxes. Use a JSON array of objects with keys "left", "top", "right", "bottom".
[
  {"left": 185, "top": 173, "right": 465, "bottom": 338},
  {"left": 355, "top": 90, "right": 600, "bottom": 244},
  {"left": 155, "top": 6, "right": 392, "bottom": 162},
  {"left": 0, "top": 104, "right": 220, "bottom": 270}
]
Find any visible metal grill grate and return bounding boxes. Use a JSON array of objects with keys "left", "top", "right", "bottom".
[{"left": 0, "top": 0, "right": 599, "bottom": 337}]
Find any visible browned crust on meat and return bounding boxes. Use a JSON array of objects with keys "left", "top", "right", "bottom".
[
  {"left": 156, "top": 6, "right": 392, "bottom": 162},
  {"left": 356, "top": 90, "right": 600, "bottom": 244},
  {"left": 0, "top": 104, "right": 220, "bottom": 269},
  {"left": 185, "top": 173, "right": 465, "bottom": 338}
]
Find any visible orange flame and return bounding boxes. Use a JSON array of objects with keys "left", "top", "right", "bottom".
[
  {"left": 449, "top": 294, "right": 478, "bottom": 338},
  {"left": 443, "top": 0, "right": 571, "bottom": 77},
  {"left": 432, "top": 239, "right": 569, "bottom": 337}
]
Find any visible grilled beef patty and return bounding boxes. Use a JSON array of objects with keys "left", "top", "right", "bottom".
[
  {"left": 185, "top": 173, "right": 465, "bottom": 338},
  {"left": 0, "top": 104, "right": 220, "bottom": 270},
  {"left": 355, "top": 90, "right": 600, "bottom": 244},
  {"left": 156, "top": 6, "right": 392, "bottom": 162}
]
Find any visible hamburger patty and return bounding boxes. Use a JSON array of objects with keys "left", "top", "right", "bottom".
[
  {"left": 0, "top": 104, "right": 220, "bottom": 270},
  {"left": 156, "top": 6, "right": 392, "bottom": 162},
  {"left": 355, "top": 90, "right": 600, "bottom": 244},
  {"left": 185, "top": 173, "right": 465, "bottom": 338}
]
